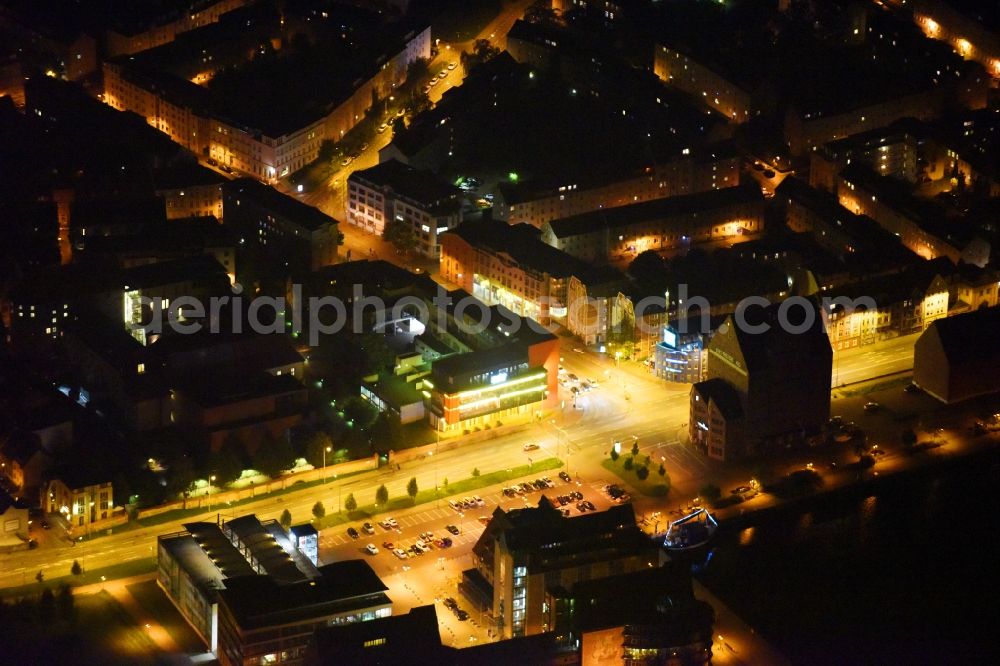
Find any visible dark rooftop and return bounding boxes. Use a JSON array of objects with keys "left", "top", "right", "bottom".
[
  {"left": 926, "top": 305, "right": 1000, "bottom": 366},
  {"left": 224, "top": 178, "right": 337, "bottom": 232},
  {"left": 474, "top": 498, "right": 654, "bottom": 573},
  {"left": 218, "top": 559, "right": 390, "bottom": 630},
  {"left": 444, "top": 221, "right": 591, "bottom": 278},
  {"left": 350, "top": 160, "right": 461, "bottom": 212},
  {"left": 545, "top": 184, "right": 763, "bottom": 240},
  {"left": 307, "top": 605, "right": 446, "bottom": 665},
  {"left": 692, "top": 377, "right": 743, "bottom": 421}
]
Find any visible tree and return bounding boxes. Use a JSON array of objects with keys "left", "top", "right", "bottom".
[
  {"left": 38, "top": 588, "right": 55, "bottom": 624},
  {"left": 211, "top": 433, "right": 246, "bottom": 486},
  {"left": 71, "top": 560, "right": 81, "bottom": 576},
  {"left": 901, "top": 428, "right": 917, "bottom": 447},
  {"left": 631, "top": 441, "right": 640, "bottom": 457},
  {"left": 610, "top": 448, "right": 620, "bottom": 462},
  {"left": 623, "top": 456, "right": 634, "bottom": 471},
  {"left": 627, "top": 250, "right": 665, "bottom": 282},
  {"left": 343, "top": 393, "right": 379, "bottom": 429},
  {"left": 699, "top": 483, "right": 722, "bottom": 502},
  {"left": 312, "top": 501, "right": 326, "bottom": 521},
  {"left": 304, "top": 430, "right": 335, "bottom": 468},
  {"left": 252, "top": 432, "right": 296, "bottom": 479},
  {"left": 405, "top": 57, "right": 431, "bottom": 85},
  {"left": 35, "top": 571, "right": 44, "bottom": 584},
  {"left": 471, "top": 467, "right": 481, "bottom": 477},
  {"left": 407, "top": 477, "right": 419, "bottom": 501},
  {"left": 279, "top": 509, "right": 292, "bottom": 530},
  {"left": 461, "top": 39, "right": 500, "bottom": 75},
  {"left": 344, "top": 493, "right": 358, "bottom": 512},
  {"left": 383, "top": 217, "right": 418, "bottom": 254},
  {"left": 525, "top": 4, "right": 558, "bottom": 25},
  {"left": 636, "top": 465, "right": 650, "bottom": 481},
  {"left": 167, "top": 455, "right": 196, "bottom": 496},
  {"left": 375, "top": 484, "right": 388, "bottom": 506},
  {"left": 370, "top": 413, "right": 403, "bottom": 451},
  {"left": 658, "top": 463, "right": 666, "bottom": 476},
  {"left": 56, "top": 584, "right": 75, "bottom": 622}
]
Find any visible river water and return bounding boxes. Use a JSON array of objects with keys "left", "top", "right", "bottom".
[{"left": 697, "top": 449, "right": 1000, "bottom": 665}]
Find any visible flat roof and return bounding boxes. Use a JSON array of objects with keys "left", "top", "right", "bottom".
[{"left": 218, "top": 559, "right": 390, "bottom": 630}]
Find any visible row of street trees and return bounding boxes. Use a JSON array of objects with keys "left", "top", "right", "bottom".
[{"left": 279, "top": 476, "right": 424, "bottom": 528}]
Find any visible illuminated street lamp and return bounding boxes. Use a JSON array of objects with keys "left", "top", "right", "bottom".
[
  {"left": 208, "top": 475, "right": 216, "bottom": 513},
  {"left": 322, "top": 445, "right": 332, "bottom": 482}
]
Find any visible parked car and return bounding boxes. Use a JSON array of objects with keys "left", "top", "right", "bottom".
[
  {"left": 523, "top": 443, "right": 540, "bottom": 451},
  {"left": 362, "top": 522, "right": 375, "bottom": 535},
  {"left": 864, "top": 401, "right": 880, "bottom": 412},
  {"left": 449, "top": 499, "right": 463, "bottom": 511},
  {"left": 455, "top": 609, "right": 469, "bottom": 621},
  {"left": 393, "top": 548, "right": 408, "bottom": 560},
  {"left": 365, "top": 544, "right": 379, "bottom": 555},
  {"left": 443, "top": 597, "right": 458, "bottom": 610},
  {"left": 446, "top": 524, "right": 460, "bottom": 535},
  {"left": 347, "top": 527, "right": 359, "bottom": 539},
  {"left": 559, "top": 471, "right": 571, "bottom": 483}
]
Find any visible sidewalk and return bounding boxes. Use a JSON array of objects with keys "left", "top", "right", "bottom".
[
  {"left": 72, "top": 573, "right": 180, "bottom": 654},
  {"left": 694, "top": 580, "right": 790, "bottom": 666}
]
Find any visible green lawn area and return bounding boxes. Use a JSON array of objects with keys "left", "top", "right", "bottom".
[
  {"left": 127, "top": 580, "right": 206, "bottom": 653},
  {"left": 76, "top": 590, "right": 161, "bottom": 661},
  {"left": 0, "top": 590, "right": 158, "bottom": 663},
  {"left": 316, "top": 457, "right": 563, "bottom": 529},
  {"left": 601, "top": 458, "right": 671, "bottom": 497},
  {"left": 0, "top": 559, "right": 156, "bottom": 600}
]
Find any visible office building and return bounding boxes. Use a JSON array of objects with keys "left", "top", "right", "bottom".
[
  {"left": 158, "top": 514, "right": 392, "bottom": 663},
  {"left": 464, "top": 498, "right": 658, "bottom": 640}
]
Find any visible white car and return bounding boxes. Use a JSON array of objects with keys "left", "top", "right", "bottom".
[
  {"left": 449, "top": 500, "right": 462, "bottom": 512},
  {"left": 393, "top": 548, "right": 408, "bottom": 559},
  {"left": 473, "top": 496, "right": 485, "bottom": 507},
  {"left": 447, "top": 62, "right": 457, "bottom": 70},
  {"left": 523, "top": 443, "right": 540, "bottom": 452},
  {"left": 365, "top": 544, "right": 379, "bottom": 555}
]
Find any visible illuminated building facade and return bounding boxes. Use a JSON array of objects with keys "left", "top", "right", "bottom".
[
  {"left": 41, "top": 472, "right": 112, "bottom": 528},
  {"left": 653, "top": 44, "right": 753, "bottom": 122},
  {"left": 428, "top": 329, "right": 559, "bottom": 432},
  {"left": 654, "top": 326, "right": 706, "bottom": 384},
  {"left": 440, "top": 221, "right": 592, "bottom": 324},
  {"left": 836, "top": 164, "right": 990, "bottom": 266},
  {"left": 347, "top": 160, "right": 462, "bottom": 258},
  {"left": 913, "top": 0, "right": 1000, "bottom": 80},
  {"left": 493, "top": 147, "right": 740, "bottom": 229},
  {"left": 103, "top": 17, "right": 430, "bottom": 183},
  {"left": 540, "top": 184, "right": 764, "bottom": 263},
  {"left": 810, "top": 125, "right": 922, "bottom": 192}
]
